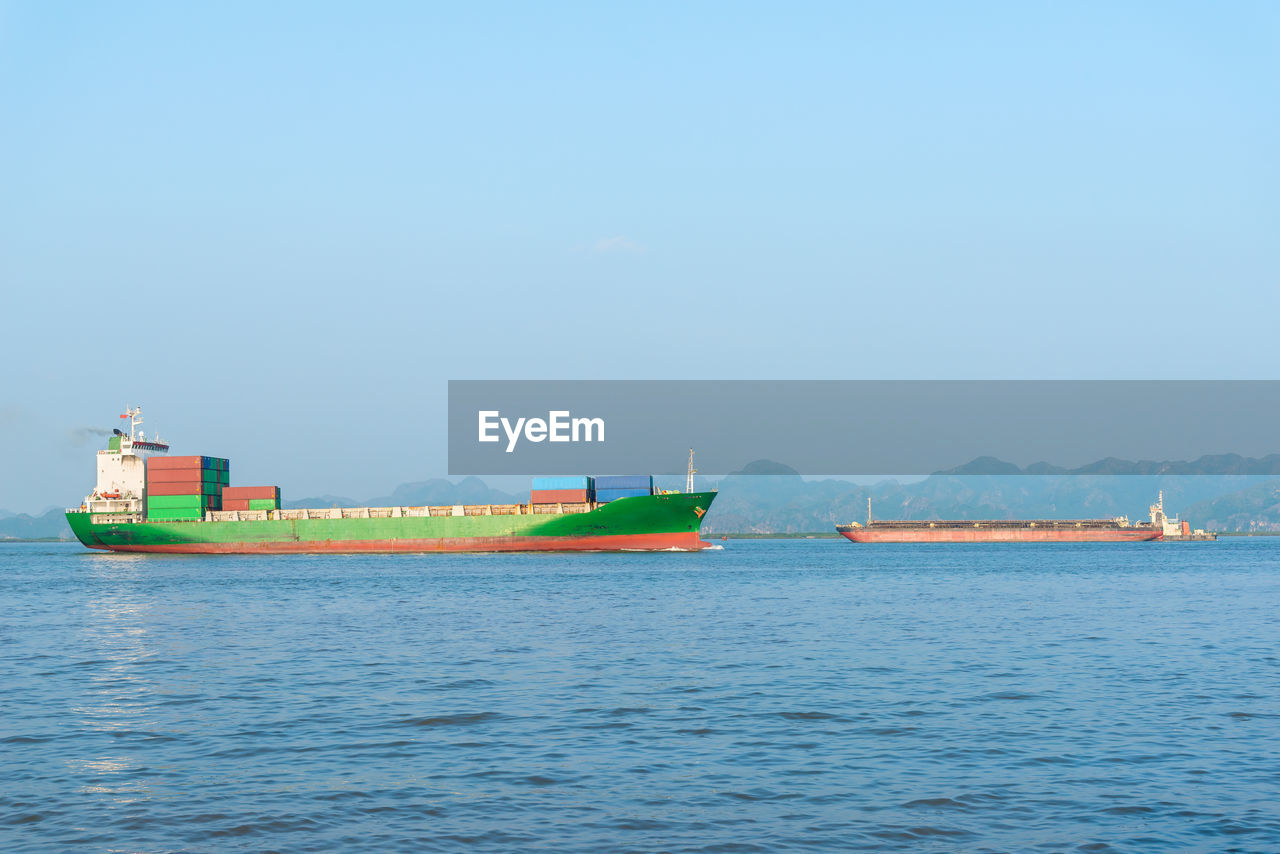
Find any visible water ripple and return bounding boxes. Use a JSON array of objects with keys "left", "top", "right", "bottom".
[{"left": 3, "top": 539, "right": 1279, "bottom": 852}]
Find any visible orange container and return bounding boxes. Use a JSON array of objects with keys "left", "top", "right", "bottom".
[
  {"left": 147, "top": 456, "right": 206, "bottom": 470},
  {"left": 222, "top": 486, "right": 280, "bottom": 500},
  {"left": 530, "top": 489, "right": 592, "bottom": 504}
]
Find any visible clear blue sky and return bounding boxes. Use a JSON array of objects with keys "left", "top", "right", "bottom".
[{"left": 2, "top": 1, "right": 1277, "bottom": 510}]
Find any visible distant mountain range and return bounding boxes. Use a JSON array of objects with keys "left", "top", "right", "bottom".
[
  {"left": 1182, "top": 481, "right": 1280, "bottom": 533},
  {"left": 937, "top": 454, "right": 1280, "bottom": 476},
  {"left": 0, "top": 508, "right": 73, "bottom": 540},
  {"left": 8, "top": 464, "right": 1280, "bottom": 540},
  {"left": 698, "top": 465, "right": 1280, "bottom": 534},
  {"left": 285, "top": 477, "right": 522, "bottom": 510}
]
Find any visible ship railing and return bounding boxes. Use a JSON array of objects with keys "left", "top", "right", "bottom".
[
  {"left": 91, "top": 513, "right": 143, "bottom": 525},
  {"left": 277, "top": 508, "right": 342, "bottom": 520},
  {"left": 412, "top": 503, "right": 593, "bottom": 516},
  {"left": 87, "top": 498, "right": 143, "bottom": 515},
  {"left": 209, "top": 510, "right": 271, "bottom": 522},
  {"left": 269, "top": 502, "right": 596, "bottom": 521}
]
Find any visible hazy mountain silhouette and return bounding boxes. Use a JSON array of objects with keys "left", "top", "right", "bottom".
[
  {"left": 0, "top": 508, "right": 72, "bottom": 540},
  {"left": 937, "top": 454, "right": 1280, "bottom": 476}
]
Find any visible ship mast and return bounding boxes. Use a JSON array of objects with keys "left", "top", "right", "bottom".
[
  {"left": 867, "top": 496, "right": 872, "bottom": 525},
  {"left": 686, "top": 448, "right": 696, "bottom": 493},
  {"left": 119, "top": 405, "right": 166, "bottom": 451},
  {"left": 122, "top": 405, "right": 143, "bottom": 442}
]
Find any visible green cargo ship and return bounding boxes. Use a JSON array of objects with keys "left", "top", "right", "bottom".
[{"left": 67, "top": 407, "right": 716, "bottom": 554}]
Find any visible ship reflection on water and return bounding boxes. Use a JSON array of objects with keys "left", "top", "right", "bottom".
[{"left": 70, "top": 561, "right": 169, "bottom": 808}]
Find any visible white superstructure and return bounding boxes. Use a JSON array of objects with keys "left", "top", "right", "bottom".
[
  {"left": 1148, "top": 491, "right": 1183, "bottom": 537},
  {"left": 83, "top": 405, "right": 169, "bottom": 514}
]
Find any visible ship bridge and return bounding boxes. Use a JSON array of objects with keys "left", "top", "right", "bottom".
[{"left": 83, "top": 405, "right": 169, "bottom": 515}]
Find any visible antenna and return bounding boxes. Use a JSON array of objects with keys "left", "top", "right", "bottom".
[{"left": 686, "top": 448, "right": 696, "bottom": 494}]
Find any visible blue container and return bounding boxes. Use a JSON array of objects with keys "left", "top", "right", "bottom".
[
  {"left": 532, "top": 475, "right": 594, "bottom": 491},
  {"left": 595, "top": 487, "right": 652, "bottom": 503},
  {"left": 593, "top": 475, "right": 653, "bottom": 491}
]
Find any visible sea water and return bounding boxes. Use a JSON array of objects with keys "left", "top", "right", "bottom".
[{"left": 3, "top": 539, "right": 1278, "bottom": 852}]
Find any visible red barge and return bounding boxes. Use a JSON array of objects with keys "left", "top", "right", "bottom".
[{"left": 837, "top": 498, "right": 1165, "bottom": 543}]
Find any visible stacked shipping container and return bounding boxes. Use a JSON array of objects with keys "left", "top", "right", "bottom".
[
  {"left": 594, "top": 475, "right": 654, "bottom": 503},
  {"left": 531, "top": 476, "right": 594, "bottom": 505},
  {"left": 222, "top": 486, "right": 281, "bottom": 512},
  {"left": 146, "top": 456, "right": 229, "bottom": 521},
  {"left": 527, "top": 475, "right": 656, "bottom": 504}
]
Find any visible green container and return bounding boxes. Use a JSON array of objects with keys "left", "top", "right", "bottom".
[
  {"left": 219, "top": 472, "right": 230, "bottom": 485},
  {"left": 147, "top": 494, "right": 202, "bottom": 507},
  {"left": 147, "top": 495, "right": 206, "bottom": 509},
  {"left": 248, "top": 499, "right": 280, "bottom": 511},
  {"left": 147, "top": 507, "right": 202, "bottom": 518},
  {"left": 202, "top": 469, "right": 220, "bottom": 483}
]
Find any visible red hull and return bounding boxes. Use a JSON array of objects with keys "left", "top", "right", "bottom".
[
  {"left": 837, "top": 527, "right": 1162, "bottom": 543},
  {"left": 89, "top": 531, "right": 712, "bottom": 554}
]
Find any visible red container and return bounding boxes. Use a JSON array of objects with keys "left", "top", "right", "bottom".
[
  {"left": 530, "top": 488, "right": 592, "bottom": 504},
  {"left": 147, "top": 482, "right": 212, "bottom": 496},
  {"left": 147, "top": 469, "right": 205, "bottom": 484},
  {"left": 223, "top": 486, "right": 280, "bottom": 500},
  {"left": 147, "top": 456, "right": 206, "bottom": 470},
  {"left": 222, "top": 499, "right": 252, "bottom": 511}
]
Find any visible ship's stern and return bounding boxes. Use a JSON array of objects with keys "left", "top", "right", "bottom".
[{"left": 65, "top": 511, "right": 108, "bottom": 550}]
